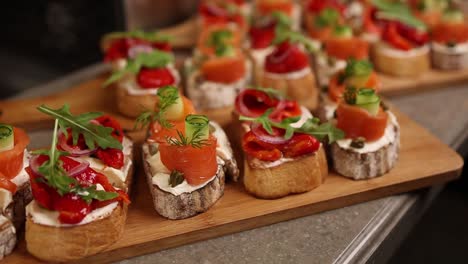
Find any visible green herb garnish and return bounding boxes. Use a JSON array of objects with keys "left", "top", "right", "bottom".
[
  {"left": 207, "top": 29, "right": 235, "bottom": 57},
  {"left": 344, "top": 59, "right": 373, "bottom": 78},
  {"left": 315, "top": 8, "right": 340, "bottom": 28},
  {"left": 104, "top": 30, "right": 171, "bottom": 43},
  {"left": 168, "top": 170, "right": 185, "bottom": 187},
  {"left": 271, "top": 11, "right": 293, "bottom": 28},
  {"left": 103, "top": 49, "right": 174, "bottom": 87},
  {"left": 166, "top": 114, "right": 211, "bottom": 148},
  {"left": 239, "top": 109, "right": 344, "bottom": 143},
  {"left": 134, "top": 85, "right": 181, "bottom": 130},
  {"left": 273, "top": 16, "right": 318, "bottom": 53},
  {"left": 32, "top": 120, "right": 118, "bottom": 202},
  {"left": 372, "top": 0, "right": 427, "bottom": 30},
  {"left": 37, "top": 104, "right": 122, "bottom": 150}
]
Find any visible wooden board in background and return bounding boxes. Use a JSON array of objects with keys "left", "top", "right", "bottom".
[{"left": 0, "top": 77, "right": 464, "bottom": 263}]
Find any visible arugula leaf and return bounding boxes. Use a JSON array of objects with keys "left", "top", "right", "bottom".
[
  {"left": 253, "top": 86, "right": 286, "bottom": 99},
  {"left": 372, "top": 0, "right": 427, "bottom": 30},
  {"left": 104, "top": 30, "right": 171, "bottom": 43},
  {"left": 134, "top": 85, "right": 180, "bottom": 130},
  {"left": 37, "top": 104, "right": 122, "bottom": 150},
  {"left": 103, "top": 49, "right": 174, "bottom": 87},
  {"left": 315, "top": 8, "right": 340, "bottom": 28},
  {"left": 206, "top": 29, "right": 235, "bottom": 57},
  {"left": 33, "top": 120, "right": 118, "bottom": 202},
  {"left": 271, "top": 11, "right": 292, "bottom": 28},
  {"left": 239, "top": 109, "right": 344, "bottom": 143},
  {"left": 273, "top": 25, "right": 319, "bottom": 53}
]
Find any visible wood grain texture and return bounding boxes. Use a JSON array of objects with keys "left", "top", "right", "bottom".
[{"left": 0, "top": 79, "right": 463, "bottom": 264}]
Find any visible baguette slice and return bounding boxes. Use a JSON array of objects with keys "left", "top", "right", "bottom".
[
  {"left": 26, "top": 203, "right": 127, "bottom": 262},
  {"left": 244, "top": 147, "right": 328, "bottom": 199},
  {"left": 373, "top": 43, "right": 430, "bottom": 77},
  {"left": 142, "top": 122, "right": 238, "bottom": 219},
  {"left": 25, "top": 139, "right": 135, "bottom": 262},
  {"left": 431, "top": 42, "right": 468, "bottom": 70},
  {"left": 116, "top": 84, "right": 158, "bottom": 118},
  {"left": 330, "top": 112, "right": 400, "bottom": 180},
  {"left": 260, "top": 67, "right": 319, "bottom": 110},
  {"left": 0, "top": 216, "right": 15, "bottom": 260}
]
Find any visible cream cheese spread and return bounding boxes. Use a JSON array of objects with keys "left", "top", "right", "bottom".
[
  {"left": 380, "top": 43, "right": 429, "bottom": 58},
  {"left": 432, "top": 42, "right": 468, "bottom": 54}
]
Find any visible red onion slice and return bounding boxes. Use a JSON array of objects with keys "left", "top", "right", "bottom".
[
  {"left": 29, "top": 154, "right": 90, "bottom": 178},
  {"left": 128, "top": 44, "right": 154, "bottom": 59},
  {"left": 67, "top": 160, "right": 90, "bottom": 177},
  {"left": 58, "top": 132, "right": 96, "bottom": 157},
  {"left": 250, "top": 123, "right": 289, "bottom": 145}
]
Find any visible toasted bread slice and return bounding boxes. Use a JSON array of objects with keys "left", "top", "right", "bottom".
[
  {"left": 0, "top": 216, "right": 16, "bottom": 260},
  {"left": 115, "top": 84, "right": 158, "bottom": 118},
  {"left": 25, "top": 139, "right": 135, "bottom": 261},
  {"left": 373, "top": 43, "right": 430, "bottom": 77},
  {"left": 330, "top": 112, "right": 400, "bottom": 180},
  {"left": 233, "top": 109, "right": 328, "bottom": 199},
  {"left": 260, "top": 68, "right": 319, "bottom": 110},
  {"left": 244, "top": 146, "right": 328, "bottom": 199},
  {"left": 431, "top": 42, "right": 468, "bottom": 70},
  {"left": 142, "top": 122, "right": 238, "bottom": 219},
  {"left": 26, "top": 202, "right": 127, "bottom": 262}
]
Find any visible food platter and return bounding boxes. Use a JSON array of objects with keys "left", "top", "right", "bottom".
[{"left": 0, "top": 75, "right": 463, "bottom": 263}]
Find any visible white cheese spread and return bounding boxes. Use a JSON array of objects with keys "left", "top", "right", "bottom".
[
  {"left": 379, "top": 43, "right": 429, "bottom": 58},
  {"left": 0, "top": 150, "right": 30, "bottom": 213},
  {"left": 336, "top": 111, "right": 398, "bottom": 153},
  {"left": 432, "top": 42, "right": 468, "bottom": 54},
  {"left": 264, "top": 66, "right": 312, "bottom": 80},
  {"left": 187, "top": 60, "right": 252, "bottom": 109},
  {"left": 26, "top": 200, "right": 118, "bottom": 227},
  {"left": 74, "top": 137, "right": 133, "bottom": 189}
]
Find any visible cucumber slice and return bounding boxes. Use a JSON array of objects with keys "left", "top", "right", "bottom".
[
  {"left": 442, "top": 9, "right": 464, "bottom": 24},
  {"left": 333, "top": 25, "right": 353, "bottom": 38},
  {"left": 185, "top": 115, "right": 210, "bottom": 142},
  {"left": 157, "top": 86, "right": 184, "bottom": 121},
  {"left": 356, "top": 89, "right": 380, "bottom": 116},
  {"left": 0, "top": 124, "right": 14, "bottom": 152}
]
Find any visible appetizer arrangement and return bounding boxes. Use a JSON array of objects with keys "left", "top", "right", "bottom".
[
  {"left": 138, "top": 86, "right": 238, "bottom": 219},
  {"left": 104, "top": 49, "right": 181, "bottom": 118},
  {"left": 0, "top": 124, "right": 30, "bottom": 259},
  {"left": 330, "top": 86, "right": 400, "bottom": 179},
  {"left": 431, "top": 9, "right": 468, "bottom": 70},
  {"left": 186, "top": 25, "right": 251, "bottom": 112},
  {"left": 233, "top": 88, "right": 342, "bottom": 198},
  {"left": 25, "top": 105, "right": 133, "bottom": 262}
]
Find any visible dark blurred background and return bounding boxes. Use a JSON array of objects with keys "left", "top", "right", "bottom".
[
  {"left": 0, "top": 0, "right": 196, "bottom": 98},
  {"left": 1, "top": 1, "right": 467, "bottom": 263}
]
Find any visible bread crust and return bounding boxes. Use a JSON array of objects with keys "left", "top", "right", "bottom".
[
  {"left": 431, "top": 44, "right": 468, "bottom": 70},
  {"left": 115, "top": 84, "right": 158, "bottom": 118},
  {"left": 26, "top": 203, "right": 127, "bottom": 262},
  {"left": 260, "top": 68, "right": 319, "bottom": 110},
  {"left": 0, "top": 216, "right": 16, "bottom": 260},
  {"left": 373, "top": 43, "right": 430, "bottom": 77},
  {"left": 330, "top": 122, "right": 400, "bottom": 180},
  {"left": 142, "top": 144, "right": 226, "bottom": 220},
  {"left": 244, "top": 147, "right": 328, "bottom": 199},
  {"left": 4, "top": 181, "right": 32, "bottom": 230}
]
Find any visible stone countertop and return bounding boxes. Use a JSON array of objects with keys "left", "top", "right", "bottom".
[{"left": 14, "top": 65, "right": 468, "bottom": 264}]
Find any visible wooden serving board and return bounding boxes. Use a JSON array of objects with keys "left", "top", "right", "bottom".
[
  {"left": 159, "top": 18, "right": 468, "bottom": 96},
  {"left": 0, "top": 79, "right": 464, "bottom": 263}
]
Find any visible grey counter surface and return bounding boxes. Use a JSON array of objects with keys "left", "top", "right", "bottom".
[{"left": 14, "top": 64, "right": 468, "bottom": 264}]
